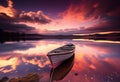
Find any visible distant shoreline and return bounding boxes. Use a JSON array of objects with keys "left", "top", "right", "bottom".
[
  {"left": 0, "top": 30, "right": 120, "bottom": 43},
  {"left": 0, "top": 35, "right": 120, "bottom": 43}
]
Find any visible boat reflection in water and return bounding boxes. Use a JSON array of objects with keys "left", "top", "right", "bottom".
[
  {"left": 49, "top": 55, "right": 74, "bottom": 82},
  {"left": 47, "top": 44, "right": 75, "bottom": 82}
]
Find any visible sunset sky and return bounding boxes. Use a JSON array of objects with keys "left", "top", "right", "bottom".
[{"left": 0, "top": 0, "right": 120, "bottom": 35}]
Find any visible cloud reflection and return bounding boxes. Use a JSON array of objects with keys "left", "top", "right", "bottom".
[
  {"left": 0, "top": 42, "right": 34, "bottom": 54},
  {"left": 61, "top": 41, "right": 120, "bottom": 82},
  {"left": 0, "top": 57, "right": 19, "bottom": 73},
  {"left": 0, "top": 40, "right": 120, "bottom": 82}
]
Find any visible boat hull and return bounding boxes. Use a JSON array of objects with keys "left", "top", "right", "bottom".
[
  {"left": 47, "top": 44, "right": 75, "bottom": 68},
  {"left": 48, "top": 52, "right": 74, "bottom": 68}
]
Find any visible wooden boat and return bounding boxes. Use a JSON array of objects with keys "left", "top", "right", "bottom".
[
  {"left": 47, "top": 43, "right": 75, "bottom": 68},
  {"left": 49, "top": 54, "right": 74, "bottom": 82}
]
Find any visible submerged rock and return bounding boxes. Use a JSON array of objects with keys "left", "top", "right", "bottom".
[
  {"left": 0, "top": 76, "right": 9, "bottom": 82},
  {"left": 9, "top": 73, "right": 42, "bottom": 82}
]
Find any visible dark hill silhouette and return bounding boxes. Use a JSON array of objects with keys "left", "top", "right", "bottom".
[{"left": 0, "top": 29, "right": 120, "bottom": 43}]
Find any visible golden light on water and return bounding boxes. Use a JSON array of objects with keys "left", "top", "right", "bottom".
[
  {"left": 73, "top": 39, "right": 120, "bottom": 44},
  {"left": 0, "top": 57, "right": 19, "bottom": 73}
]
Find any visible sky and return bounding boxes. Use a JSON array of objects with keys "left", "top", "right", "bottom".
[{"left": 0, "top": 0, "right": 120, "bottom": 35}]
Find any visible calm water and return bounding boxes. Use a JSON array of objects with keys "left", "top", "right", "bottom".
[{"left": 0, "top": 39, "right": 120, "bottom": 82}]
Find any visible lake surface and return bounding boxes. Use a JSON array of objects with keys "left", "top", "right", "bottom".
[{"left": 0, "top": 39, "right": 120, "bottom": 82}]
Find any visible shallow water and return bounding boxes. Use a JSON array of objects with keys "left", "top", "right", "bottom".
[{"left": 0, "top": 39, "right": 120, "bottom": 82}]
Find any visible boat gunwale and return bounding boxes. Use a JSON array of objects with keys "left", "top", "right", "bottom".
[
  {"left": 47, "top": 49, "right": 75, "bottom": 56},
  {"left": 47, "top": 44, "right": 75, "bottom": 56}
]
